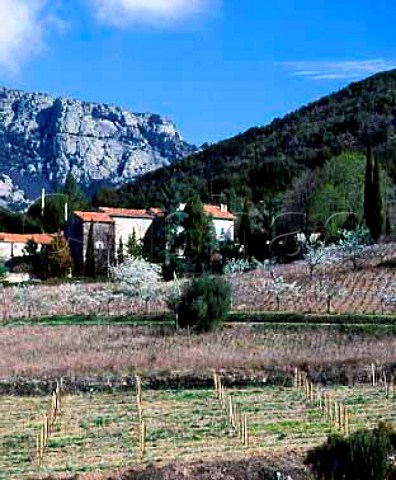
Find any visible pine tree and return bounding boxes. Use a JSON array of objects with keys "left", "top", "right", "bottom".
[
  {"left": 371, "top": 155, "right": 383, "bottom": 240},
  {"left": 85, "top": 222, "right": 96, "bottom": 277}
]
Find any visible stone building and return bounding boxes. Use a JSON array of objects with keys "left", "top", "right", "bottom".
[{"left": 66, "top": 211, "right": 115, "bottom": 275}]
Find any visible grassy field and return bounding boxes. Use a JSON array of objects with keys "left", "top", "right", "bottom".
[{"left": 1, "top": 383, "right": 395, "bottom": 479}]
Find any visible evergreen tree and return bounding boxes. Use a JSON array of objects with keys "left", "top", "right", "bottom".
[
  {"left": 117, "top": 237, "right": 124, "bottom": 264},
  {"left": 63, "top": 172, "right": 88, "bottom": 210},
  {"left": 238, "top": 200, "right": 252, "bottom": 259},
  {"left": 371, "top": 155, "right": 383, "bottom": 240},
  {"left": 44, "top": 233, "right": 73, "bottom": 278},
  {"left": 364, "top": 145, "right": 374, "bottom": 234},
  {"left": 85, "top": 222, "right": 96, "bottom": 277},
  {"left": 127, "top": 230, "right": 143, "bottom": 258},
  {"left": 184, "top": 196, "right": 215, "bottom": 273}
]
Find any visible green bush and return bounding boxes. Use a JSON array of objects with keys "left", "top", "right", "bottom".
[
  {"left": 177, "top": 275, "right": 231, "bottom": 332},
  {"left": 305, "top": 422, "right": 396, "bottom": 480}
]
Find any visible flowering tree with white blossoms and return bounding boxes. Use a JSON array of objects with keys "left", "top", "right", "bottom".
[
  {"left": 110, "top": 257, "right": 162, "bottom": 311},
  {"left": 314, "top": 276, "right": 346, "bottom": 313},
  {"left": 304, "top": 240, "right": 328, "bottom": 278},
  {"left": 337, "top": 226, "right": 371, "bottom": 270},
  {"left": 378, "top": 281, "right": 396, "bottom": 312},
  {"left": 267, "top": 271, "right": 301, "bottom": 311}
]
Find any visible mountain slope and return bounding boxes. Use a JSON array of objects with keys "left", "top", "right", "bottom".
[
  {"left": 108, "top": 69, "right": 396, "bottom": 208},
  {"left": 0, "top": 87, "right": 196, "bottom": 210}
]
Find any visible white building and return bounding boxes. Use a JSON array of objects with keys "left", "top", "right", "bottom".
[
  {"left": 99, "top": 207, "right": 153, "bottom": 250},
  {"left": 202, "top": 204, "right": 236, "bottom": 241},
  {"left": 0, "top": 233, "right": 54, "bottom": 262}
]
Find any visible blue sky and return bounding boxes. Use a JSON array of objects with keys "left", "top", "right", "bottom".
[{"left": 1, "top": 0, "right": 395, "bottom": 146}]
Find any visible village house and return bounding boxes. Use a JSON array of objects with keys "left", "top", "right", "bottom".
[
  {"left": 66, "top": 211, "right": 115, "bottom": 274},
  {"left": 202, "top": 204, "right": 235, "bottom": 241},
  {"left": 98, "top": 207, "right": 153, "bottom": 251},
  {"left": 66, "top": 203, "right": 236, "bottom": 272},
  {"left": 0, "top": 233, "right": 54, "bottom": 262}
]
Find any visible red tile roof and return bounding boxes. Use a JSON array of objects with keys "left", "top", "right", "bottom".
[
  {"left": 0, "top": 233, "right": 54, "bottom": 245},
  {"left": 99, "top": 207, "right": 152, "bottom": 219},
  {"left": 203, "top": 204, "right": 236, "bottom": 220},
  {"left": 74, "top": 211, "right": 114, "bottom": 223}
]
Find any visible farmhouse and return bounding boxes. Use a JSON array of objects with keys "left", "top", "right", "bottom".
[
  {"left": 98, "top": 207, "right": 153, "bottom": 251},
  {"left": 202, "top": 204, "right": 236, "bottom": 241},
  {"left": 66, "top": 211, "right": 115, "bottom": 274},
  {"left": 0, "top": 233, "right": 54, "bottom": 262},
  {"left": 66, "top": 203, "right": 236, "bottom": 272}
]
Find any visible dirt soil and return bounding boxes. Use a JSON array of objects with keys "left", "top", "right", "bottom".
[{"left": 36, "top": 455, "right": 312, "bottom": 480}]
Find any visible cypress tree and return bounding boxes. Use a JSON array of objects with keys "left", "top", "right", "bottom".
[
  {"left": 238, "top": 200, "right": 252, "bottom": 259},
  {"left": 117, "top": 237, "right": 124, "bottom": 264},
  {"left": 85, "top": 222, "right": 96, "bottom": 277},
  {"left": 371, "top": 155, "right": 383, "bottom": 240},
  {"left": 184, "top": 196, "right": 214, "bottom": 274},
  {"left": 364, "top": 145, "right": 374, "bottom": 233}
]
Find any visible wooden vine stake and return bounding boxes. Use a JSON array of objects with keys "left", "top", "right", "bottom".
[
  {"left": 139, "top": 420, "right": 146, "bottom": 460},
  {"left": 383, "top": 371, "right": 389, "bottom": 399},
  {"left": 243, "top": 415, "right": 249, "bottom": 446},
  {"left": 372, "top": 363, "right": 376, "bottom": 387}
]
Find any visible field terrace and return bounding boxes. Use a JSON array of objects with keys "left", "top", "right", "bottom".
[
  {"left": 0, "top": 244, "right": 395, "bottom": 323},
  {"left": 2, "top": 324, "right": 396, "bottom": 380}
]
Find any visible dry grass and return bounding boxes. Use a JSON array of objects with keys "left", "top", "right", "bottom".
[{"left": 1, "top": 324, "right": 396, "bottom": 379}]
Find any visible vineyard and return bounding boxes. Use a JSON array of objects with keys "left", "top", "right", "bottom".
[
  {"left": 0, "top": 244, "right": 395, "bottom": 323},
  {"left": 1, "top": 372, "right": 396, "bottom": 479}
]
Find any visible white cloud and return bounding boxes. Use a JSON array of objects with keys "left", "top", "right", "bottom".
[
  {"left": 0, "top": 0, "right": 59, "bottom": 75},
  {"left": 279, "top": 59, "right": 396, "bottom": 81},
  {"left": 91, "top": 0, "right": 217, "bottom": 27}
]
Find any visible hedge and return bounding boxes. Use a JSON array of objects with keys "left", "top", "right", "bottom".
[{"left": 228, "top": 311, "right": 396, "bottom": 325}]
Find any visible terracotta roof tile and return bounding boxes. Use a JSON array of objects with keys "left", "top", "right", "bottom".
[
  {"left": 74, "top": 211, "right": 114, "bottom": 223},
  {"left": 99, "top": 207, "right": 152, "bottom": 219},
  {"left": 0, "top": 233, "right": 54, "bottom": 245},
  {"left": 203, "top": 204, "right": 236, "bottom": 220}
]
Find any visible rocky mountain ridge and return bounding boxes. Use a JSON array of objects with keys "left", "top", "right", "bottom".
[{"left": 0, "top": 86, "right": 196, "bottom": 210}]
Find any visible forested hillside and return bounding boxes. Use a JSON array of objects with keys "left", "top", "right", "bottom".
[{"left": 96, "top": 69, "right": 396, "bottom": 210}]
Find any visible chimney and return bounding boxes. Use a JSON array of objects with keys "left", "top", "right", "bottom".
[{"left": 220, "top": 203, "right": 228, "bottom": 213}]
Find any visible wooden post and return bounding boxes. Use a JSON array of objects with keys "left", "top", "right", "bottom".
[
  {"left": 294, "top": 368, "right": 298, "bottom": 388},
  {"left": 338, "top": 403, "right": 342, "bottom": 432},
  {"left": 344, "top": 407, "right": 350, "bottom": 435},
  {"left": 136, "top": 375, "right": 142, "bottom": 405},
  {"left": 372, "top": 363, "right": 376, "bottom": 387},
  {"left": 213, "top": 372, "right": 218, "bottom": 394},
  {"left": 318, "top": 388, "right": 322, "bottom": 411},
  {"left": 310, "top": 382, "right": 314, "bottom": 404},
  {"left": 139, "top": 419, "right": 146, "bottom": 460},
  {"left": 384, "top": 371, "right": 389, "bottom": 398},
  {"left": 243, "top": 415, "right": 249, "bottom": 446},
  {"left": 229, "top": 396, "right": 234, "bottom": 426},
  {"left": 40, "top": 424, "right": 45, "bottom": 458},
  {"left": 36, "top": 432, "right": 40, "bottom": 462}
]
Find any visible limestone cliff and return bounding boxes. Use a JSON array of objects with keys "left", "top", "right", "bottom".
[{"left": 0, "top": 87, "right": 196, "bottom": 209}]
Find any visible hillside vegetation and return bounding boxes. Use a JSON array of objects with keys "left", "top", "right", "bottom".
[{"left": 96, "top": 70, "right": 396, "bottom": 210}]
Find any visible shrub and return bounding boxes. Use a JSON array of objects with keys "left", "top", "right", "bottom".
[
  {"left": 176, "top": 275, "right": 231, "bottom": 332},
  {"left": 305, "top": 422, "right": 396, "bottom": 480}
]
